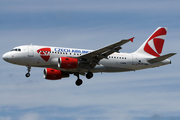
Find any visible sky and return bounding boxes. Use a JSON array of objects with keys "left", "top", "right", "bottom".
[{"left": 0, "top": 0, "right": 180, "bottom": 120}]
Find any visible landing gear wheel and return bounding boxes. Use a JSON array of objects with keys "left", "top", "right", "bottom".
[
  {"left": 25, "top": 66, "right": 31, "bottom": 78},
  {"left": 75, "top": 79, "right": 83, "bottom": 86},
  {"left": 25, "top": 73, "right": 30, "bottom": 77},
  {"left": 86, "top": 72, "right": 93, "bottom": 79}
]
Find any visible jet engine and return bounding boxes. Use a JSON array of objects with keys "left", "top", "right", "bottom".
[
  {"left": 51, "top": 57, "right": 78, "bottom": 69},
  {"left": 44, "top": 68, "right": 69, "bottom": 80}
]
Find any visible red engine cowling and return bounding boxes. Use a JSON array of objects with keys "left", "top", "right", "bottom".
[
  {"left": 58, "top": 57, "right": 78, "bottom": 69},
  {"left": 44, "top": 68, "right": 69, "bottom": 80}
]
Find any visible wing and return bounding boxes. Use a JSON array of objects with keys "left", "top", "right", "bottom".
[{"left": 78, "top": 37, "right": 134, "bottom": 68}]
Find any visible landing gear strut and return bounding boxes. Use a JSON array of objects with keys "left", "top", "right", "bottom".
[
  {"left": 25, "top": 66, "right": 31, "bottom": 77},
  {"left": 74, "top": 73, "right": 83, "bottom": 86}
]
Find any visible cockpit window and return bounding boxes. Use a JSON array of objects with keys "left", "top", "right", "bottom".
[{"left": 11, "top": 48, "right": 21, "bottom": 51}]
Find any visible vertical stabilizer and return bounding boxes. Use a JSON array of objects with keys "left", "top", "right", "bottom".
[{"left": 134, "top": 27, "right": 168, "bottom": 57}]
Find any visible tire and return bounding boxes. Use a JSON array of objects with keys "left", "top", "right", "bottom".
[
  {"left": 75, "top": 79, "right": 83, "bottom": 86},
  {"left": 86, "top": 72, "right": 93, "bottom": 79},
  {"left": 25, "top": 73, "right": 30, "bottom": 77}
]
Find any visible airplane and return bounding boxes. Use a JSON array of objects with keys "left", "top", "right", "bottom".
[{"left": 2, "top": 27, "right": 176, "bottom": 86}]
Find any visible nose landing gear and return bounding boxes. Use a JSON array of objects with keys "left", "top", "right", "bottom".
[{"left": 25, "top": 66, "right": 31, "bottom": 77}]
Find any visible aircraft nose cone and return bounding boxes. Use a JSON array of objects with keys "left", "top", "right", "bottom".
[{"left": 2, "top": 53, "right": 9, "bottom": 61}]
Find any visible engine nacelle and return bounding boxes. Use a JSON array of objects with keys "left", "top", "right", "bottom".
[
  {"left": 44, "top": 68, "right": 69, "bottom": 80},
  {"left": 50, "top": 57, "right": 78, "bottom": 69},
  {"left": 58, "top": 57, "right": 78, "bottom": 69}
]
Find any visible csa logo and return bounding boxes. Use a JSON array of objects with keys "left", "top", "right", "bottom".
[
  {"left": 37, "top": 48, "right": 51, "bottom": 62},
  {"left": 144, "top": 28, "right": 166, "bottom": 57}
]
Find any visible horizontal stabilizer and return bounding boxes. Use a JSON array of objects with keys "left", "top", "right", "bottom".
[{"left": 148, "top": 53, "right": 176, "bottom": 63}]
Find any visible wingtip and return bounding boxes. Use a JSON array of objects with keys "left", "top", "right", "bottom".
[
  {"left": 171, "top": 53, "right": 177, "bottom": 56},
  {"left": 129, "top": 37, "right": 135, "bottom": 42}
]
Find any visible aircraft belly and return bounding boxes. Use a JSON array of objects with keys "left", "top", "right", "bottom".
[
  {"left": 98, "top": 57, "right": 133, "bottom": 72},
  {"left": 102, "top": 67, "right": 133, "bottom": 72}
]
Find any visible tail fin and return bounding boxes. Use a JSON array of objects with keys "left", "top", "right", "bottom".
[{"left": 135, "top": 27, "right": 168, "bottom": 57}]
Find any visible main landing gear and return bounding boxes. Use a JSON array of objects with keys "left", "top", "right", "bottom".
[
  {"left": 75, "top": 73, "right": 83, "bottom": 86},
  {"left": 86, "top": 72, "right": 93, "bottom": 79},
  {"left": 25, "top": 66, "right": 31, "bottom": 77},
  {"left": 75, "top": 72, "right": 93, "bottom": 86}
]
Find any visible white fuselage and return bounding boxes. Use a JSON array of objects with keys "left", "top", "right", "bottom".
[{"left": 2, "top": 45, "right": 171, "bottom": 73}]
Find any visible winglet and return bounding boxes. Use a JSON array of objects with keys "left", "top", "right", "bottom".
[{"left": 129, "top": 37, "right": 135, "bottom": 42}]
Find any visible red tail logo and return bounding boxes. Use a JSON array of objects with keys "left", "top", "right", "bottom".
[
  {"left": 37, "top": 48, "right": 51, "bottom": 62},
  {"left": 144, "top": 28, "right": 167, "bottom": 57}
]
